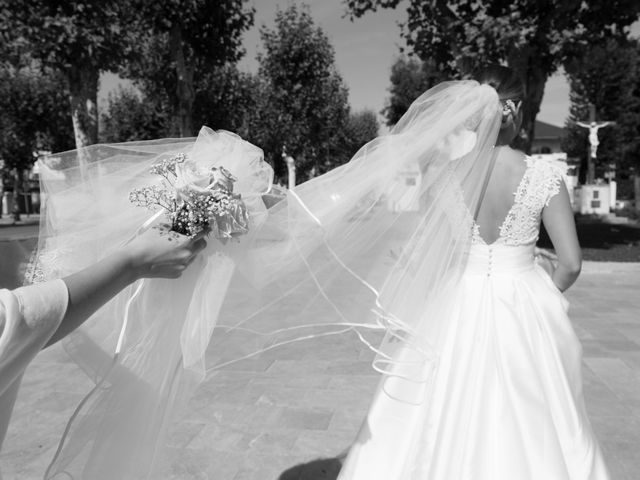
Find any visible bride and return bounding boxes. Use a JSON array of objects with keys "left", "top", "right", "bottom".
[
  {"left": 33, "top": 64, "right": 607, "bottom": 479},
  {"left": 337, "top": 65, "right": 609, "bottom": 479}
]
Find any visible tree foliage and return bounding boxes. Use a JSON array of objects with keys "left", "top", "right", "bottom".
[
  {"left": 0, "top": 1, "right": 255, "bottom": 146},
  {"left": 100, "top": 87, "right": 171, "bottom": 143},
  {"left": 123, "top": 0, "right": 255, "bottom": 137},
  {"left": 343, "top": 110, "right": 380, "bottom": 155},
  {"left": 247, "top": 4, "right": 351, "bottom": 182},
  {"left": 0, "top": 0, "right": 136, "bottom": 148},
  {"left": 0, "top": 66, "right": 74, "bottom": 218},
  {"left": 562, "top": 38, "right": 640, "bottom": 185},
  {"left": 345, "top": 0, "right": 640, "bottom": 152},
  {"left": 383, "top": 56, "right": 446, "bottom": 126},
  {"left": 0, "top": 67, "right": 74, "bottom": 171},
  {"left": 101, "top": 4, "right": 354, "bottom": 182},
  {"left": 101, "top": 64, "right": 260, "bottom": 143},
  {"left": 193, "top": 65, "right": 261, "bottom": 134}
]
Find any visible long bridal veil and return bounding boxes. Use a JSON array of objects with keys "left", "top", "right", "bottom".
[{"left": 34, "top": 81, "right": 502, "bottom": 478}]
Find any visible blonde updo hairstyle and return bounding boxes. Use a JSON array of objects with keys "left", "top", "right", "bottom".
[{"left": 476, "top": 64, "right": 525, "bottom": 146}]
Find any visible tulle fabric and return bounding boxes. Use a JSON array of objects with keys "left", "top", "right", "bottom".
[{"left": 34, "top": 81, "right": 503, "bottom": 478}]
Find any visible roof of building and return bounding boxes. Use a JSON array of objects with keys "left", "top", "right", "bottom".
[{"left": 534, "top": 120, "right": 565, "bottom": 140}]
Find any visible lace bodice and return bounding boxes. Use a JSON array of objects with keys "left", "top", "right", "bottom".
[{"left": 472, "top": 157, "right": 567, "bottom": 247}]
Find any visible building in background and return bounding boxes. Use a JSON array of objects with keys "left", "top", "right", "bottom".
[{"left": 531, "top": 121, "right": 565, "bottom": 154}]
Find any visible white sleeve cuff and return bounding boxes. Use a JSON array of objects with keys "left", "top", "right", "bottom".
[{"left": 12, "top": 279, "right": 69, "bottom": 332}]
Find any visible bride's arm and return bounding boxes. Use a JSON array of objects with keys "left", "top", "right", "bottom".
[
  {"left": 45, "top": 227, "right": 206, "bottom": 347},
  {"left": 541, "top": 183, "right": 581, "bottom": 292}
]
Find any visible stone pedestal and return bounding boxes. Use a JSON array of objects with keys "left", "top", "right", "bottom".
[
  {"left": 564, "top": 174, "right": 579, "bottom": 206},
  {"left": 609, "top": 180, "right": 617, "bottom": 210},
  {"left": 2, "top": 192, "right": 14, "bottom": 217},
  {"left": 574, "top": 184, "right": 611, "bottom": 215}
]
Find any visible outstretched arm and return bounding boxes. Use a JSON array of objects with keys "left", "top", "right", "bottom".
[
  {"left": 541, "top": 184, "right": 581, "bottom": 292},
  {"left": 45, "top": 226, "right": 207, "bottom": 347},
  {"left": 575, "top": 121, "right": 589, "bottom": 128}
]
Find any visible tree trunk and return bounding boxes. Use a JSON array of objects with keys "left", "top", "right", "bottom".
[
  {"left": 68, "top": 65, "right": 99, "bottom": 149},
  {"left": 634, "top": 174, "right": 640, "bottom": 213},
  {"left": 0, "top": 175, "right": 4, "bottom": 218},
  {"left": 11, "top": 168, "right": 23, "bottom": 222},
  {"left": 509, "top": 53, "right": 547, "bottom": 155},
  {"left": 67, "top": 65, "right": 99, "bottom": 181},
  {"left": 170, "top": 24, "right": 195, "bottom": 137}
]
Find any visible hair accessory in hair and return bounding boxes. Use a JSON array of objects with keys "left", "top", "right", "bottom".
[{"left": 502, "top": 99, "right": 516, "bottom": 118}]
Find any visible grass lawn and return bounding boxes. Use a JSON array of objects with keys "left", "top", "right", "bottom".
[{"left": 539, "top": 219, "right": 640, "bottom": 262}]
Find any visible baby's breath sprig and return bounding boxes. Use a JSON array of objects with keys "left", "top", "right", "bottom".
[
  {"left": 149, "top": 153, "right": 187, "bottom": 183},
  {"left": 128, "top": 185, "right": 175, "bottom": 212}
]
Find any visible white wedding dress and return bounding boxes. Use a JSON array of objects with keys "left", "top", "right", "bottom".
[{"left": 338, "top": 156, "right": 610, "bottom": 480}]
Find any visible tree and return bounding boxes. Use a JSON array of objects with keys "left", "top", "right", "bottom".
[
  {"left": 193, "top": 65, "right": 261, "bottom": 134},
  {"left": 345, "top": 0, "right": 640, "bottom": 153},
  {"left": 102, "top": 64, "right": 261, "bottom": 143},
  {"left": 342, "top": 110, "right": 380, "bottom": 157},
  {"left": 0, "top": 1, "right": 136, "bottom": 149},
  {"left": 0, "top": 66, "right": 74, "bottom": 218},
  {"left": 384, "top": 56, "right": 446, "bottom": 126},
  {"left": 99, "top": 87, "right": 171, "bottom": 143},
  {"left": 124, "top": 0, "right": 255, "bottom": 137},
  {"left": 247, "top": 4, "right": 351, "bottom": 182}
]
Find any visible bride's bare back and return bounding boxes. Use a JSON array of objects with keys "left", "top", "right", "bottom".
[
  {"left": 474, "top": 146, "right": 528, "bottom": 245},
  {"left": 474, "top": 145, "right": 581, "bottom": 291}
]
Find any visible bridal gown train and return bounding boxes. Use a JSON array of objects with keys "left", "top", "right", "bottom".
[{"left": 338, "top": 157, "right": 610, "bottom": 480}]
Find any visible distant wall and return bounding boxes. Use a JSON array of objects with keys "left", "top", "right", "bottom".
[{"left": 531, "top": 138, "right": 562, "bottom": 154}]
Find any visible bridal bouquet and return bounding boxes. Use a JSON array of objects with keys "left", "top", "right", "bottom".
[{"left": 129, "top": 152, "right": 249, "bottom": 240}]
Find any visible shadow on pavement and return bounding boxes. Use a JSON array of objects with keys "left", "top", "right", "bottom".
[
  {"left": 0, "top": 237, "right": 38, "bottom": 289},
  {"left": 278, "top": 456, "right": 344, "bottom": 480}
]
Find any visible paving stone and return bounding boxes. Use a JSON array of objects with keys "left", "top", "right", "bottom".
[
  {"left": 249, "top": 372, "right": 333, "bottom": 390},
  {"left": 275, "top": 407, "right": 333, "bottom": 431},
  {"left": 234, "top": 430, "right": 301, "bottom": 456},
  {"left": 255, "top": 386, "right": 310, "bottom": 408},
  {"left": 233, "top": 454, "right": 310, "bottom": 480},
  {"left": 327, "top": 408, "right": 367, "bottom": 434},
  {"left": 166, "top": 421, "right": 207, "bottom": 449},
  {"left": 161, "top": 448, "right": 243, "bottom": 480}
]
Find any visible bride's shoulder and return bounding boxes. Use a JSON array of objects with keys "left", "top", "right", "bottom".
[
  {"left": 525, "top": 155, "right": 569, "bottom": 205},
  {"left": 527, "top": 155, "right": 568, "bottom": 179}
]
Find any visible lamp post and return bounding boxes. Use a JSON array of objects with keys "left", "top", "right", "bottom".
[{"left": 282, "top": 146, "right": 296, "bottom": 190}]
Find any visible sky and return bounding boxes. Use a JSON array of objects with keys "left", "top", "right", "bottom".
[{"left": 101, "top": 1, "right": 640, "bottom": 128}]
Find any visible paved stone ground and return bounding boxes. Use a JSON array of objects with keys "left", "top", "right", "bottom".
[{"left": 1, "top": 259, "right": 639, "bottom": 479}]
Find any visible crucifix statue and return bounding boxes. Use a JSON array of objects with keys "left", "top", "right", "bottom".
[{"left": 576, "top": 104, "right": 615, "bottom": 184}]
